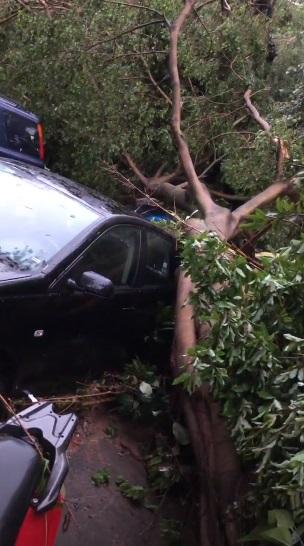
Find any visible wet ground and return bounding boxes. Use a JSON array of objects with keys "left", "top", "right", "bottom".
[
  {"left": 57, "top": 408, "right": 197, "bottom": 546},
  {"left": 2, "top": 335, "right": 197, "bottom": 546}
]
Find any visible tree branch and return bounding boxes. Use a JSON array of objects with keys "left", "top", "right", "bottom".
[
  {"left": 103, "top": 0, "right": 169, "bottom": 23},
  {"left": 124, "top": 153, "right": 193, "bottom": 212},
  {"left": 275, "top": 138, "right": 289, "bottom": 180},
  {"left": 209, "top": 189, "right": 246, "bottom": 202},
  {"left": 220, "top": 0, "right": 231, "bottom": 14},
  {"left": 198, "top": 154, "right": 225, "bottom": 178},
  {"left": 15, "top": 0, "right": 33, "bottom": 11},
  {"left": 169, "top": 0, "right": 215, "bottom": 217},
  {"left": 244, "top": 88, "right": 289, "bottom": 182},
  {"left": 123, "top": 153, "right": 150, "bottom": 188},
  {"left": 86, "top": 19, "right": 165, "bottom": 51},
  {"left": 0, "top": 11, "right": 19, "bottom": 24},
  {"left": 140, "top": 56, "right": 172, "bottom": 106},
  {"left": 233, "top": 179, "right": 292, "bottom": 223},
  {"left": 244, "top": 88, "right": 271, "bottom": 132}
]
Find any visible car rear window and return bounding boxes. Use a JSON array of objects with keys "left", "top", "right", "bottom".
[
  {"left": 5, "top": 113, "right": 40, "bottom": 158},
  {"left": 0, "top": 163, "right": 100, "bottom": 275}
]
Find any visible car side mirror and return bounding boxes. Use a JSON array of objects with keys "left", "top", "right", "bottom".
[{"left": 67, "top": 271, "right": 114, "bottom": 298}]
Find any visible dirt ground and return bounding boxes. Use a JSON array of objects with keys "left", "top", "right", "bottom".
[{"left": 57, "top": 408, "right": 197, "bottom": 546}]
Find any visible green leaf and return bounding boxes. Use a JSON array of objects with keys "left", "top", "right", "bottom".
[
  {"left": 283, "top": 334, "right": 304, "bottom": 343},
  {"left": 289, "top": 451, "right": 304, "bottom": 464},
  {"left": 268, "top": 510, "right": 294, "bottom": 530},
  {"left": 241, "top": 525, "right": 293, "bottom": 545},
  {"left": 91, "top": 468, "right": 110, "bottom": 487},
  {"left": 173, "top": 372, "right": 191, "bottom": 387},
  {"left": 115, "top": 476, "right": 146, "bottom": 504}
]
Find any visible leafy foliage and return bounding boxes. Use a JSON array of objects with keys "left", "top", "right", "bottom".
[
  {"left": 116, "top": 357, "right": 169, "bottom": 422},
  {"left": 115, "top": 476, "right": 146, "bottom": 504},
  {"left": 0, "top": 1, "right": 303, "bottom": 204},
  {"left": 181, "top": 230, "right": 304, "bottom": 529},
  {"left": 241, "top": 508, "right": 302, "bottom": 545},
  {"left": 146, "top": 445, "right": 183, "bottom": 494},
  {"left": 91, "top": 467, "right": 110, "bottom": 487}
]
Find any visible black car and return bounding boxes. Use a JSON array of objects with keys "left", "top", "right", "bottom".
[
  {"left": 0, "top": 159, "right": 176, "bottom": 387},
  {"left": 0, "top": 95, "right": 45, "bottom": 168}
]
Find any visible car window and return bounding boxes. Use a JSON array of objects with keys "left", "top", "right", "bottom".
[
  {"left": 73, "top": 225, "right": 140, "bottom": 287},
  {"left": 5, "top": 113, "right": 39, "bottom": 158},
  {"left": 143, "top": 230, "right": 172, "bottom": 285}
]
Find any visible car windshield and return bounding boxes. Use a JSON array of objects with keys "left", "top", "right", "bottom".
[{"left": 0, "top": 163, "right": 99, "bottom": 274}]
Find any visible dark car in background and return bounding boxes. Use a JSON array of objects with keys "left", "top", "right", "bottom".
[
  {"left": 0, "top": 95, "right": 45, "bottom": 168},
  {"left": 0, "top": 159, "right": 176, "bottom": 389}
]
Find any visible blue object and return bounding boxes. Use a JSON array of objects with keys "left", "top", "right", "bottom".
[
  {"left": 144, "top": 211, "right": 172, "bottom": 222},
  {"left": 135, "top": 205, "right": 174, "bottom": 223},
  {"left": 0, "top": 95, "right": 44, "bottom": 168}
]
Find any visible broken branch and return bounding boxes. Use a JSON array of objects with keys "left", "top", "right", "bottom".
[
  {"left": 169, "top": 0, "right": 215, "bottom": 218},
  {"left": 244, "top": 88, "right": 271, "bottom": 132}
]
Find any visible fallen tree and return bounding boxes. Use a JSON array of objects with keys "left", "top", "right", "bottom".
[{"left": 114, "top": 2, "right": 302, "bottom": 545}]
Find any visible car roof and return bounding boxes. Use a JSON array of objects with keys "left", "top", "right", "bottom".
[
  {"left": 0, "top": 95, "right": 40, "bottom": 123},
  {"left": 0, "top": 158, "right": 122, "bottom": 219}
]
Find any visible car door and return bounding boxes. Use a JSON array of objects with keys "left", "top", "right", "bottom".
[
  {"left": 135, "top": 226, "right": 176, "bottom": 337},
  {"left": 47, "top": 223, "right": 143, "bottom": 365}
]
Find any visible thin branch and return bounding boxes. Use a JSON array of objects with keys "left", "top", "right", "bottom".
[
  {"left": 209, "top": 189, "right": 246, "bottom": 202},
  {"left": 103, "top": 1, "right": 169, "bottom": 24},
  {"left": 124, "top": 154, "right": 180, "bottom": 187},
  {"left": 244, "top": 88, "right": 271, "bottom": 133},
  {"left": 140, "top": 55, "right": 172, "bottom": 106},
  {"left": 194, "top": 6, "right": 210, "bottom": 34},
  {"left": 154, "top": 163, "right": 167, "bottom": 177},
  {"left": 198, "top": 154, "right": 225, "bottom": 178},
  {"left": 38, "top": 0, "right": 51, "bottom": 16},
  {"left": 0, "top": 11, "right": 19, "bottom": 24},
  {"left": 15, "top": 0, "right": 33, "bottom": 11},
  {"left": 232, "top": 114, "right": 247, "bottom": 127},
  {"left": 220, "top": 0, "right": 231, "bottom": 14},
  {"left": 123, "top": 153, "right": 150, "bottom": 188},
  {"left": 86, "top": 19, "right": 165, "bottom": 51},
  {"left": 244, "top": 88, "right": 289, "bottom": 181}
]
